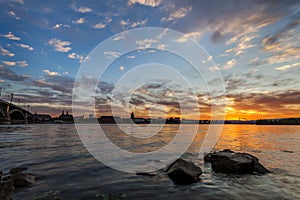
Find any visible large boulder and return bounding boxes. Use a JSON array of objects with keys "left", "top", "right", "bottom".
[
  {"left": 204, "top": 149, "right": 269, "bottom": 174},
  {"left": 165, "top": 158, "right": 202, "bottom": 185}
]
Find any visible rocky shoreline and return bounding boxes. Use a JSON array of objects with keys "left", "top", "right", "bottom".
[
  {"left": 1, "top": 149, "right": 270, "bottom": 200},
  {"left": 0, "top": 167, "right": 35, "bottom": 200}
]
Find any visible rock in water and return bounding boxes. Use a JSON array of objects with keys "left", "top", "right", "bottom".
[
  {"left": 204, "top": 150, "right": 269, "bottom": 174},
  {"left": 166, "top": 158, "right": 202, "bottom": 185},
  {"left": 0, "top": 175, "right": 14, "bottom": 200},
  {"left": 11, "top": 173, "right": 35, "bottom": 187},
  {"left": 8, "top": 166, "right": 35, "bottom": 187}
]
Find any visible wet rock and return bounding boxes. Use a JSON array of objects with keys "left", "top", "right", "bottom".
[
  {"left": 0, "top": 175, "right": 14, "bottom": 200},
  {"left": 11, "top": 173, "right": 35, "bottom": 187},
  {"left": 8, "top": 166, "right": 35, "bottom": 187},
  {"left": 205, "top": 149, "right": 269, "bottom": 174},
  {"left": 0, "top": 171, "right": 3, "bottom": 177},
  {"left": 9, "top": 167, "right": 28, "bottom": 174},
  {"left": 165, "top": 158, "right": 202, "bottom": 185}
]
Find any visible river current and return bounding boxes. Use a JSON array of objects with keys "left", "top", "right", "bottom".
[{"left": 0, "top": 124, "right": 299, "bottom": 199}]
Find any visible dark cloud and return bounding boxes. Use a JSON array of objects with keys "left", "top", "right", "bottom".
[
  {"left": 0, "top": 65, "right": 29, "bottom": 82},
  {"left": 129, "top": 95, "right": 146, "bottom": 106},
  {"left": 97, "top": 81, "right": 114, "bottom": 95},
  {"left": 29, "top": 76, "right": 74, "bottom": 94},
  {"left": 223, "top": 70, "right": 296, "bottom": 94},
  {"left": 227, "top": 90, "right": 300, "bottom": 114},
  {"left": 211, "top": 30, "right": 226, "bottom": 43},
  {"left": 262, "top": 7, "right": 300, "bottom": 48},
  {"left": 164, "top": 0, "right": 299, "bottom": 43},
  {"left": 19, "top": 90, "right": 72, "bottom": 105}
]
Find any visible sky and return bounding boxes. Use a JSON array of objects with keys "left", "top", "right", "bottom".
[{"left": 0, "top": 0, "right": 300, "bottom": 120}]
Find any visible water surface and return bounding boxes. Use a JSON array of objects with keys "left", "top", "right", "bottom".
[{"left": 0, "top": 124, "right": 299, "bottom": 199}]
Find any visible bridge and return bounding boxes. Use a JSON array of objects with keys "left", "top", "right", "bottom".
[{"left": 0, "top": 99, "right": 34, "bottom": 124}]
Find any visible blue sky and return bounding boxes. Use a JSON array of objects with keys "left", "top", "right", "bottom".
[{"left": 0, "top": 0, "right": 300, "bottom": 119}]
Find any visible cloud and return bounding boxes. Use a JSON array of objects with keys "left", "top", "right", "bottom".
[
  {"left": 161, "top": 6, "right": 192, "bottom": 22},
  {"left": 2, "top": 61, "right": 28, "bottom": 67},
  {"left": 248, "top": 57, "right": 269, "bottom": 67},
  {"left": 120, "top": 19, "right": 128, "bottom": 26},
  {"left": 275, "top": 63, "right": 300, "bottom": 71},
  {"left": 53, "top": 24, "right": 70, "bottom": 29},
  {"left": 119, "top": 66, "right": 125, "bottom": 71},
  {"left": 0, "top": 31, "right": 21, "bottom": 40},
  {"left": 131, "top": 19, "right": 147, "bottom": 28},
  {"left": 226, "top": 90, "right": 300, "bottom": 118},
  {"left": 209, "top": 65, "right": 221, "bottom": 72},
  {"left": 9, "top": 10, "right": 20, "bottom": 20},
  {"left": 261, "top": 32, "right": 300, "bottom": 64},
  {"left": 112, "top": 32, "right": 127, "bottom": 41},
  {"left": 30, "top": 76, "right": 74, "bottom": 94},
  {"left": 48, "top": 38, "right": 72, "bottom": 52},
  {"left": 0, "top": 65, "right": 29, "bottom": 81},
  {"left": 93, "top": 23, "right": 106, "bottom": 29},
  {"left": 97, "top": 81, "right": 115, "bottom": 95},
  {"left": 165, "top": 0, "right": 295, "bottom": 46},
  {"left": 72, "top": 17, "right": 85, "bottom": 24},
  {"left": 71, "top": 5, "right": 92, "bottom": 13},
  {"left": 19, "top": 87, "right": 74, "bottom": 114},
  {"left": 262, "top": 8, "right": 300, "bottom": 51},
  {"left": 12, "top": 0, "right": 24, "bottom": 5},
  {"left": 2, "top": 61, "right": 16, "bottom": 66},
  {"left": 223, "top": 59, "right": 237, "bottom": 70},
  {"left": 9, "top": 11, "right": 16, "bottom": 16},
  {"left": 176, "top": 31, "right": 202, "bottom": 43},
  {"left": 260, "top": 9, "right": 300, "bottom": 65},
  {"left": 17, "top": 43, "right": 34, "bottom": 51},
  {"left": 0, "top": 46, "right": 15, "bottom": 57},
  {"left": 127, "top": 55, "right": 135, "bottom": 59},
  {"left": 223, "top": 71, "right": 295, "bottom": 93},
  {"left": 128, "top": 0, "right": 163, "bottom": 7},
  {"left": 104, "top": 51, "right": 121, "bottom": 59},
  {"left": 125, "top": 84, "right": 191, "bottom": 117},
  {"left": 68, "top": 52, "right": 84, "bottom": 62},
  {"left": 207, "top": 56, "right": 213, "bottom": 61},
  {"left": 225, "top": 34, "right": 256, "bottom": 56},
  {"left": 43, "top": 69, "right": 58, "bottom": 76},
  {"left": 136, "top": 38, "right": 159, "bottom": 49}
]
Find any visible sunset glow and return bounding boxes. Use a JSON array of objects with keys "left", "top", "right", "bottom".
[{"left": 0, "top": 0, "right": 299, "bottom": 120}]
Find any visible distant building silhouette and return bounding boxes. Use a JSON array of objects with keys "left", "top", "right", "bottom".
[
  {"left": 58, "top": 110, "right": 73, "bottom": 121},
  {"left": 166, "top": 117, "right": 181, "bottom": 124}
]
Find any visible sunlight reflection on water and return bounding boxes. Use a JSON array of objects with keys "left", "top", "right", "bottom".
[{"left": 0, "top": 124, "right": 299, "bottom": 199}]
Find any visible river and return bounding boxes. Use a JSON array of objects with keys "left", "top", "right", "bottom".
[{"left": 0, "top": 124, "right": 299, "bottom": 199}]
